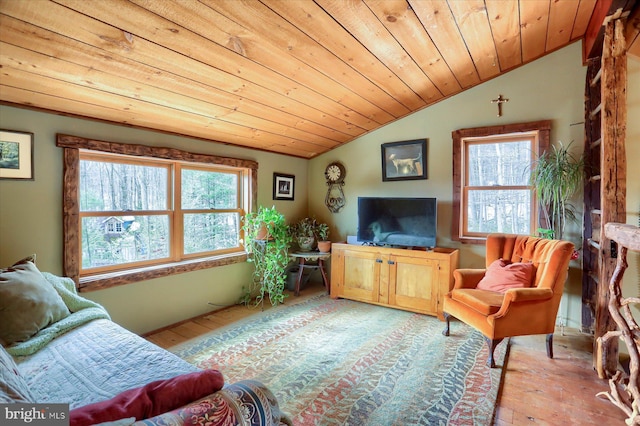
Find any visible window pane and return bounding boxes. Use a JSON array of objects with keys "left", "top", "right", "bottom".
[
  {"left": 182, "top": 169, "right": 238, "bottom": 209},
  {"left": 468, "top": 141, "right": 531, "bottom": 186},
  {"left": 80, "top": 160, "right": 168, "bottom": 211},
  {"left": 467, "top": 189, "right": 531, "bottom": 234},
  {"left": 184, "top": 213, "right": 240, "bottom": 254},
  {"left": 81, "top": 215, "right": 170, "bottom": 269}
]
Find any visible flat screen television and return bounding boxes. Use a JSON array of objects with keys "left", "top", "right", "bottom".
[{"left": 357, "top": 197, "right": 437, "bottom": 249}]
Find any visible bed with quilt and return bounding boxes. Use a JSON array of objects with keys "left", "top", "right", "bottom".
[{"left": 0, "top": 256, "right": 291, "bottom": 426}]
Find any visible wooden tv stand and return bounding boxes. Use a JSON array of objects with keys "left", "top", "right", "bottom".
[{"left": 330, "top": 243, "right": 459, "bottom": 320}]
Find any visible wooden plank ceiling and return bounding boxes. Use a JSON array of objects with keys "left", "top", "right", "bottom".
[{"left": 1, "top": 0, "right": 599, "bottom": 158}]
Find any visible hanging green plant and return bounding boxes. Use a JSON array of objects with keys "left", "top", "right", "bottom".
[{"left": 241, "top": 206, "right": 292, "bottom": 307}]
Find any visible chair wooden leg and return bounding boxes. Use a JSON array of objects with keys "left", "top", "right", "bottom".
[
  {"left": 442, "top": 312, "right": 451, "bottom": 336},
  {"left": 485, "top": 337, "right": 504, "bottom": 368},
  {"left": 546, "top": 333, "right": 554, "bottom": 359}
]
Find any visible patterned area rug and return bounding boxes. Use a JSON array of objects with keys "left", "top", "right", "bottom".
[{"left": 172, "top": 295, "right": 509, "bottom": 425}]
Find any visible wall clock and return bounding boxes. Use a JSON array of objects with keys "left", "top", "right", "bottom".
[{"left": 325, "top": 161, "right": 346, "bottom": 213}]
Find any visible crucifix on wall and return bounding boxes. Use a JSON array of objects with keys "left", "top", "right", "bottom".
[{"left": 491, "top": 94, "right": 509, "bottom": 117}]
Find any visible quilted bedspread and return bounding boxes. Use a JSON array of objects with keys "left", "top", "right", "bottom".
[{"left": 15, "top": 319, "right": 198, "bottom": 410}]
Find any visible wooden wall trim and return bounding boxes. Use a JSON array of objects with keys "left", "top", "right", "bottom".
[
  {"left": 56, "top": 134, "right": 259, "bottom": 170},
  {"left": 451, "top": 120, "right": 551, "bottom": 244},
  {"left": 57, "top": 133, "right": 257, "bottom": 291},
  {"left": 62, "top": 148, "right": 80, "bottom": 281}
]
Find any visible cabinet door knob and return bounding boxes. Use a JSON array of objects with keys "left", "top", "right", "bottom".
[
  {"left": 376, "top": 259, "right": 383, "bottom": 263},
  {"left": 388, "top": 260, "right": 395, "bottom": 265}
]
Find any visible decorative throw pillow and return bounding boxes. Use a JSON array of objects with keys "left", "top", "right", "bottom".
[
  {"left": 0, "top": 256, "right": 71, "bottom": 346},
  {"left": 0, "top": 344, "right": 35, "bottom": 402},
  {"left": 476, "top": 259, "right": 535, "bottom": 293},
  {"left": 69, "top": 370, "right": 225, "bottom": 426}
]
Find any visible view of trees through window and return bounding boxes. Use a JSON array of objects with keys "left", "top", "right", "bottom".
[
  {"left": 465, "top": 139, "right": 534, "bottom": 235},
  {"left": 79, "top": 156, "right": 242, "bottom": 271},
  {"left": 181, "top": 168, "right": 241, "bottom": 255}
]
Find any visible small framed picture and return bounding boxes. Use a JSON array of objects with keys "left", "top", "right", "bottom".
[
  {"left": 273, "top": 173, "right": 295, "bottom": 200},
  {"left": 0, "top": 129, "right": 34, "bottom": 180},
  {"left": 381, "top": 139, "right": 428, "bottom": 182}
]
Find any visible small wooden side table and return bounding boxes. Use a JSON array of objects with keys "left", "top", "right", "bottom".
[{"left": 289, "top": 251, "right": 330, "bottom": 296}]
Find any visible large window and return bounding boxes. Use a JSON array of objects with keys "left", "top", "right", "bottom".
[
  {"left": 59, "top": 134, "right": 257, "bottom": 290},
  {"left": 452, "top": 121, "right": 550, "bottom": 244}
]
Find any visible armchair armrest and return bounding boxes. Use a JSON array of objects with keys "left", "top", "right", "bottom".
[
  {"left": 452, "top": 269, "right": 486, "bottom": 290},
  {"left": 493, "top": 288, "right": 554, "bottom": 319}
]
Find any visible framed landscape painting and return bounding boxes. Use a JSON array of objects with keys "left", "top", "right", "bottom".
[{"left": 0, "top": 130, "right": 34, "bottom": 180}]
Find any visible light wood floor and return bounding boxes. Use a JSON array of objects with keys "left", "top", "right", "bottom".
[{"left": 144, "top": 282, "right": 625, "bottom": 425}]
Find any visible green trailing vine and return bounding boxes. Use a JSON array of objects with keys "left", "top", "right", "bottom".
[{"left": 241, "top": 206, "right": 292, "bottom": 307}]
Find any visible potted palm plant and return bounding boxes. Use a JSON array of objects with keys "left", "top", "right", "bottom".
[
  {"left": 241, "top": 206, "right": 292, "bottom": 307},
  {"left": 529, "top": 141, "right": 584, "bottom": 241}
]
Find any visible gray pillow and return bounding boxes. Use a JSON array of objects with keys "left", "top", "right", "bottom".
[{"left": 0, "top": 256, "right": 70, "bottom": 346}]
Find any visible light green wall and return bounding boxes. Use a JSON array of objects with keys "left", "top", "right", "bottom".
[
  {"left": 624, "top": 55, "right": 640, "bottom": 329},
  {"left": 0, "top": 107, "right": 309, "bottom": 334},
  {"left": 309, "top": 42, "right": 598, "bottom": 329}
]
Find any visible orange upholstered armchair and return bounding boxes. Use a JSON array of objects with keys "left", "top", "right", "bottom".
[{"left": 442, "top": 234, "right": 574, "bottom": 367}]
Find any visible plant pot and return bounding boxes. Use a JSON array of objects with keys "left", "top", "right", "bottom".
[
  {"left": 297, "top": 236, "right": 316, "bottom": 251},
  {"left": 255, "top": 222, "right": 272, "bottom": 240},
  {"left": 287, "top": 267, "right": 300, "bottom": 291},
  {"left": 317, "top": 241, "right": 331, "bottom": 253}
]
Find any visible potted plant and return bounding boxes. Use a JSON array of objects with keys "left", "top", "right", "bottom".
[
  {"left": 289, "top": 217, "right": 319, "bottom": 251},
  {"left": 316, "top": 223, "right": 331, "bottom": 253},
  {"left": 529, "top": 141, "right": 584, "bottom": 241},
  {"left": 241, "top": 206, "right": 292, "bottom": 307}
]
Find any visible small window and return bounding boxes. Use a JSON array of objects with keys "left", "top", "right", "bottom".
[
  {"left": 452, "top": 121, "right": 550, "bottom": 244},
  {"left": 59, "top": 134, "right": 257, "bottom": 290}
]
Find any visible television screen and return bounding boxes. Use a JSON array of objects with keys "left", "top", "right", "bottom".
[{"left": 357, "top": 197, "right": 437, "bottom": 248}]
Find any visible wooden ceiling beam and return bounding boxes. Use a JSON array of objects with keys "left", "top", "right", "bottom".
[{"left": 583, "top": 0, "right": 636, "bottom": 61}]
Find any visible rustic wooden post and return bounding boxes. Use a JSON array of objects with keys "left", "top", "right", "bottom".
[{"left": 595, "top": 17, "right": 627, "bottom": 378}]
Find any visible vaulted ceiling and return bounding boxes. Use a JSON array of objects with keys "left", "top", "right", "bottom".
[{"left": 1, "top": 0, "right": 638, "bottom": 158}]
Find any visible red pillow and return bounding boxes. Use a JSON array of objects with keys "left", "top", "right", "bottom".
[
  {"left": 476, "top": 259, "right": 535, "bottom": 293},
  {"left": 69, "top": 370, "right": 224, "bottom": 426}
]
